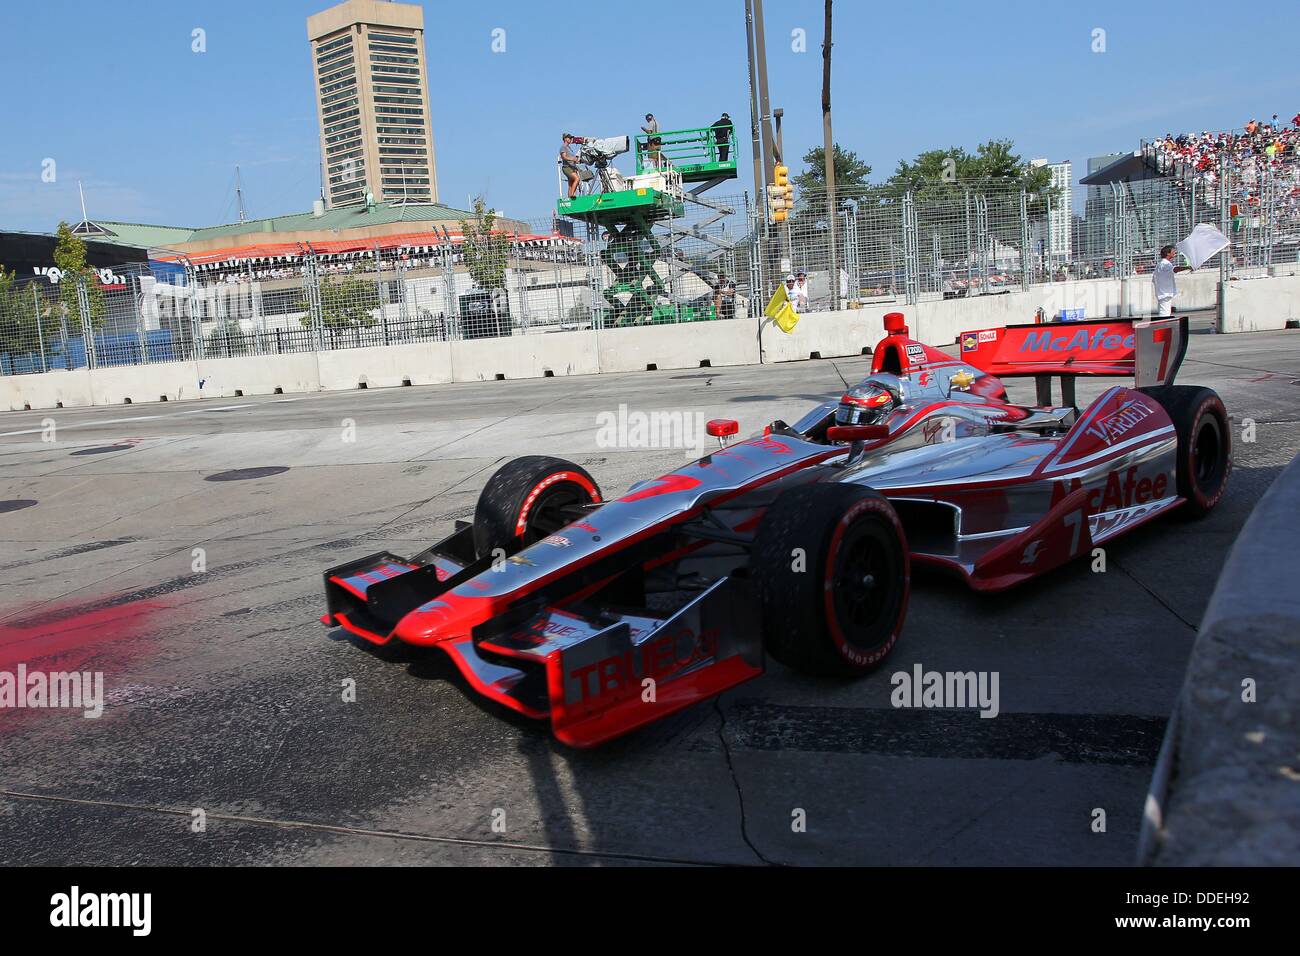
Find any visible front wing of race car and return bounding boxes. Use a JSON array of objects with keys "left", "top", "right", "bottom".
[{"left": 321, "top": 522, "right": 763, "bottom": 747}]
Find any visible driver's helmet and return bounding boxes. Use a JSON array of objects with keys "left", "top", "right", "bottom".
[{"left": 835, "top": 381, "right": 896, "bottom": 426}]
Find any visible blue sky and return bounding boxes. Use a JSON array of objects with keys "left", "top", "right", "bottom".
[{"left": 1, "top": 0, "right": 1296, "bottom": 233}]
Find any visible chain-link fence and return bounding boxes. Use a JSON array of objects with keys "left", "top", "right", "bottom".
[{"left": 5, "top": 140, "right": 1299, "bottom": 377}]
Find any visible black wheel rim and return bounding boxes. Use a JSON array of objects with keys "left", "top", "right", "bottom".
[
  {"left": 523, "top": 484, "right": 587, "bottom": 545},
  {"left": 831, "top": 521, "right": 900, "bottom": 648}
]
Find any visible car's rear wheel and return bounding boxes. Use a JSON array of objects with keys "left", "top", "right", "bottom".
[
  {"left": 1138, "top": 385, "right": 1231, "bottom": 518},
  {"left": 473, "top": 456, "right": 602, "bottom": 559},
  {"left": 750, "top": 482, "right": 909, "bottom": 676}
]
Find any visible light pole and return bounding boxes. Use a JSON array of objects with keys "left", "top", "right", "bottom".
[{"left": 822, "top": 0, "right": 839, "bottom": 310}]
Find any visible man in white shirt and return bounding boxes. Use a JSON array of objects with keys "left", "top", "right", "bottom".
[
  {"left": 1153, "top": 244, "right": 1192, "bottom": 316},
  {"left": 792, "top": 270, "right": 810, "bottom": 312},
  {"left": 781, "top": 274, "right": 799, "bottom": 313}
]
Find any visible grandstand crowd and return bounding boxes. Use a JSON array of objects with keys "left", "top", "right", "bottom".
[{"left": 1147, "top": 112, "right": 1300, "bottom": 213}]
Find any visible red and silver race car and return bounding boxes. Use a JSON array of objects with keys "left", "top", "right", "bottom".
[{"left": 319, "top": 312, "right": 1231, "bottom": 746}]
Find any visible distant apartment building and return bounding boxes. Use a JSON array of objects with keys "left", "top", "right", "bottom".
[
  {"left": 307, "top": 0, "right": 440, "bottom": 209},
  {"left": 1031, "top": 158, "right": 1073, "bottom": 264}
]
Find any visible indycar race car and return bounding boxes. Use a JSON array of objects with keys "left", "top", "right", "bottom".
[{"left": 319, "top": 312, "right": 1231, "bottom": 746}]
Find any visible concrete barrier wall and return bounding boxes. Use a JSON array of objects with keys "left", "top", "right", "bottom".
[
  {"left": 914, "top": 291, "right": 1037, "bottom": 345},
  {"left": 452, "top": 329, "right": 598, "bottom": 381},
  {"left": 1141, "top": 452, "right": 1300, "bottom": 865},
  {"left": 196, "top": 353, "right": 322, "bottom": 399},
  {"left": 88, "top": 360, "right": 199, "bottom": 406},
  {"left": 0, "top": 367, "right": 93, "bottom": 411},
  {"left": 1222, "top": 273, "right": 1300, "bottom": 332},
  {"left": 318, "top": 342, "right": 453, "bottom": 390},
  {"left": 4, "top": 272, "right": 1297, "bottom": 411},
  {"left": 597, "top": 319, "right": 761, "bottom": 372},
  {"left": 760, "top": 309, "right": 884, "bottom": 363}
]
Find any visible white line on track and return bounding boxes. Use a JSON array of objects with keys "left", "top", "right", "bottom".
[{"left": 0, "top": 403, "right": 258, "bottom": 437}]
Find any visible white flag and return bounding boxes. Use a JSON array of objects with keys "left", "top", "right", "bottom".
[{"left": 1176, "top": 223, "right": 1230, "bottom": 270}]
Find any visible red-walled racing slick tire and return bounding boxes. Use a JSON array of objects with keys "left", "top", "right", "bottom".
[
  {"left": 1138, "top": 385, "right": 1231, "bottom": 518},
  {"left": 473, "top": 456, "right": 602, "bottom": 559},
  {"left": 751, "top": 483, "right": 910, "bottom": 676}
]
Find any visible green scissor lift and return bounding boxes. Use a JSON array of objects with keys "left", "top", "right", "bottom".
[{"left": 556, "top": 125, "right": 737, "bottom": 326}]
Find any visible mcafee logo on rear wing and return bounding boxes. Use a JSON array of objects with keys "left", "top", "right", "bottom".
[{"left": 960, "top": 316, "right": 1187, "bottom": 385}]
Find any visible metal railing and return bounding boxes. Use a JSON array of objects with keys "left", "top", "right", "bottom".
[{"left": 634, "top": 124, "right": 737, "bottom": 177}]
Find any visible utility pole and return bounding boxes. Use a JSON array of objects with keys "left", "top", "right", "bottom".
[
  {"left": 752, "top": 0, "right": 775, "bottom": 189},
  {"left": 822, "top": 0, "right": 839, "bottom": 310},
  {"left": 744, "top": 0, "right": 764, "bottom": 215}
]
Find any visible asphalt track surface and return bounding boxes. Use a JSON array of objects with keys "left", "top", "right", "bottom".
[{"left": 0, "top": 328, "right": 1296, "bottom": 865}]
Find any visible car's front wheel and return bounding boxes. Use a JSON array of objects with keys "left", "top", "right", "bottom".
[
  {"left": 473, "top": 456, "right": 602, "bottom": 559},
  {"left": 750, "top": 482, "right": 909, "bottom": 676}
]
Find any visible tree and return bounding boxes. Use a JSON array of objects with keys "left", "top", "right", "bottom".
[
  {"left": 793, "top": 143, "right": 872, "bottom": 195},
  {"left": 51, "top": 221, "right": 105, "bottom": 329},
  {"left": 207, "top": 317, "right": 253, "bottom": 357},
  {"left": 0, "top": 266, "right": 50, "bottom": 369},
  {"left": 0, "top": 267, "right": 26, "bottom": 360},
  {"left": 300, "top": 258, "right": 380, "bottom": 331},
  {"left": 786, "top": 143, "right": 871, "bottom": 278},
  {"left": 879, "top": 140, "right": 1060, "bottom": 280},
  {"left": 883, "top": 139, "right": 1057, "bottom": 208},
  {"left": 460, "top": 196, "right": 511, "bottom": 291}
]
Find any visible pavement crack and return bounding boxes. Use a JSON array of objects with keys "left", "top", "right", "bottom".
[
  {"left": 1112, "top": 557, "right": 1198, "bottom": 631},
  {"left": 260, "top": 724, "right": 296, "bottom": 786},
  {"left": 0, "top": 789, "right": 734, "bottom": 866},
  {"left": 714, "top": 697, "right": 779, "bottom": 866},
  {"left": 373, "top": 458, "right": 502, "bottom": 532}
]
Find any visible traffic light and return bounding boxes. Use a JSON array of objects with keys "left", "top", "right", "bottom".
[
  {"left": 768, "top": 164, "right": 793, "bottom": 223},
  {"left": 767, "top": 185, "right": 786, "bottom": 222}
]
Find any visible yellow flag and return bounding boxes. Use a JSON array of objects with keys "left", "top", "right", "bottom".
[{"left": 764, "top": 283, "right": 800, "bottom": 333}]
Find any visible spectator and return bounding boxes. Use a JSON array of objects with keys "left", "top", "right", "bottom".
[
  {"left": 774, "top": 274, "right": 795, "bottom": 316},
  {"left": 1153, "top": 244, "right": 1192, "bottom": 317},
  {"left": 1144, "top": 112, "right": 1300, "bottom": 221},
  {"left": 714, "top": 271, "right": 736, "bottom": 320},
  {"left": 711, "top": 113, "right": 733, "bottom": 162},
  {"left": 782, "top": 274, "right": 799, "bottom": 312},
  {"left": 792, "top": 270, "right": 810, "bottom": 311}
]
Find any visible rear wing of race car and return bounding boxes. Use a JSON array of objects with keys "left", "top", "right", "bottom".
[{"left": 958, "top": 315, "right": 1189, "bottom": 406}]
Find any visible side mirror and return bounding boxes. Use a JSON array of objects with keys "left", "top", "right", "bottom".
[{"left": 827, "top": 424, "right": 889, "bottom": 443}]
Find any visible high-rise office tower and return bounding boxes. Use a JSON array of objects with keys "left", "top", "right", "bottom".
[{"left": 307, "top": 0, "right": 440, "bottom": 208}]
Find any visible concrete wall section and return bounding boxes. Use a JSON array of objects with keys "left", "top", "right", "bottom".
[
  {"left": 196, "top": 353, "right": 322, "bottom": 399},
  {"left": 318, "top": 342, "right": 453, "bottom": 390},
  {"left": 759, "top": 309, "right": 886, "bottom": 363},
  {"left": 914, "top": 292, "right": 1036, "bottom": 346},
  {"left": 451, "top": 329, "right": 598, "bottom": 382},
  {"left": 597, "top": 319, "right": 761, "bottom": 373},
  {"left": 0, "top": 367, "right": 94, "bottom": 411},
  {"left": 1143, "top": 452, "right": 1300, "bottom": 865},
  {"left": 1223, "top": 274, "right": 1300, "bottom": 332},
  {"left": 88, "top": 360, "right": 200, "bottom": 406}
]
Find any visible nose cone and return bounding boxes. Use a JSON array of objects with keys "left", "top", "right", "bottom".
[{"left": 394, "top": 592, "right": 494, "bottom": 646}]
